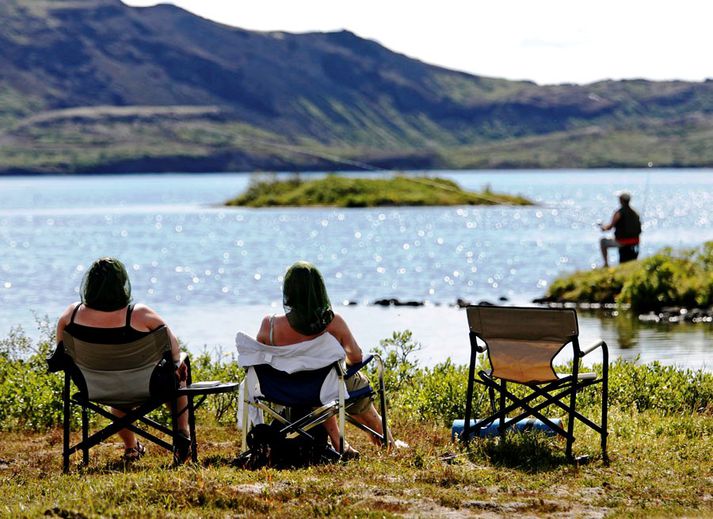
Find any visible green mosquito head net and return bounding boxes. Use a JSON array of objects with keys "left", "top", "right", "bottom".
[
  {"left": 283, "top": 261, "right": 334, "bottom": 336},
  {"left": 81, "top": 257, "right": 132, "bottom": 312}
]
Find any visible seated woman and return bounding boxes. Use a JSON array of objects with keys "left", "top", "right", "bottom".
[
  {"left": 55, "top": 257, "right": 190, "bottom": 462},
  {"left": 256, "top": 261, "right": 398, "bottom": 458}
]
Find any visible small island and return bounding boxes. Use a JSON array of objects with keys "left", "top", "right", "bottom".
[
  {"left": 225, "top": 175, "right": 533, "bottom": 208},
  {"left": 540, "top": 241, "right": 713, "bottom": 315}
]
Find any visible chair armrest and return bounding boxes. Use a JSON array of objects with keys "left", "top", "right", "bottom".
[
  {"left": 345, "top": 354, "right": 374, "bottom": 377},
  {"left": 580, "top": 339, "right": 608, "bottom": 358}
]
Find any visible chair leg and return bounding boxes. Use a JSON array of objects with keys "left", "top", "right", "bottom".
[
  {"left": 498, "top": 380, "right": 507, "bottom": 440},
  {"left": 63, "top": 373, "right": 71, "bottom": 473},
  {"left": 188, "top": 395, "right": 197, "bottom": 463},
  {"left": 171, "top": 397, "right": 179, "bottom": 465},
  {"left": 566, "top": 386, "right": 577, "bottom": 460},
  {"left": 601, "top": 363, "right": 609, "bottom": 462},
  {"left": 375, "top": 354, "right": 389, "bottom": 449},
  {"left": 241, "top": 383, "right": 249, "bottom": 453},
  {"left": 81, "top": 406, "right": 89, "bottom": 466},
  {"left": 338, "top": 375, "right": 346, "bottom": 454},
  {"left": 462, "top": 348, "right": 478, "bottom": 443}
]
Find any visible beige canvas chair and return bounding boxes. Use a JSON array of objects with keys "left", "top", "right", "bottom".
[
  {"left": 57, "top": 326, "right": 239, "bottom": 472},
  {"left": 462, "top": 305, "right": 609, "bottom": 461}
]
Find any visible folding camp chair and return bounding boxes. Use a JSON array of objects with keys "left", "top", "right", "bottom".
[
  {"left": 56, "top": 326, "right": 239, "bottom": 472},
  {"left": 236, "top": 333, "right": 389, "bottom": 460},
  {"left": 462, "top": 305, "right": 609, "bottom": 461}
]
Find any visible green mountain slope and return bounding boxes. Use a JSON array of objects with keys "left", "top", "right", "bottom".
[{"left": 0, "top": 0, "right": 712, "bottom": 173}]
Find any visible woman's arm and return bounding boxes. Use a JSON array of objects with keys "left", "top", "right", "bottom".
[
  {"left": 55, "top": 302, "right": 78, "bottom": 345},
  {"left": 328, "top": 314, "right": 363, "bottom": 365}
]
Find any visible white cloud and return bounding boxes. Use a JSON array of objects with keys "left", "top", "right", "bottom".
[{"left": 122, "top": 0, "right": 713, "bottom": 85}]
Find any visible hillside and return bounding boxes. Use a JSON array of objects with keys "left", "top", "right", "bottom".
[{"left": 1, "top": 0, "right": 712, "bottom": 173}]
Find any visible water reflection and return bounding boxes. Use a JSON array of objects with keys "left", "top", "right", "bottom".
[
  {"left": 576, "top": 310, "right": 712, "bottom": 370},
  {"left": 1, "top": 170, "right": 712, "bottom": 369}
]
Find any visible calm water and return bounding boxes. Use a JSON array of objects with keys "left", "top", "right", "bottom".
[{"left": 1, "top": 169, "right": 711, "bottom": 370}]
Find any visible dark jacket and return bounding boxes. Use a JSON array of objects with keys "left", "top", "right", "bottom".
[{"left": 614, "top": 206, "right": 641, "bottom": 240}]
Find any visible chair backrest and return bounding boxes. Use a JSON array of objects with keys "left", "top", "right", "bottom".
[
  {"left": 467, "top": 306, "right": 579, "bottom": 384},
  {"left": 253, "top": 364, "right": 336, "bottom": 407},
  {"left": 62, "top": 326, "right": 172, "bottom": 405}
]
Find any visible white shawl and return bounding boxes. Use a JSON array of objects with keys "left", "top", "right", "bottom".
[{"left": 235, "top": 332, "right": 346, "bottom": 427}]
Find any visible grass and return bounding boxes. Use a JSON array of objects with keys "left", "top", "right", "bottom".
[
  {"left": 1, "top": 410, "right": 711, "bottom": 517},
  {"left": 1, "top": 328, "right": 712, "bottom": 516},
  {"left": 225, "top": 175, "right": 532, "bottom": 208}
]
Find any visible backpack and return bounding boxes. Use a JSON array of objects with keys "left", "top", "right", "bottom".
[{"left": 240, "top": 407, "right": 339, "bottom": 469}]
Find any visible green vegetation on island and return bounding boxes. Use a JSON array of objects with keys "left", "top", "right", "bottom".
[
  {"left": 1, "top": 327, "right": 712, "bottom": 516},
  {"left": 225, "top": 175, "right": 532, "bottom": 208},
  {"left": 544, "top": 241, "right": 713, "bottom": 312}
]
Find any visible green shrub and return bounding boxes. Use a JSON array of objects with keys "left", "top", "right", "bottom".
[
  {"left": 1, "top": 326, "right": 711, "bottom": 433},
  {"left": 0, "top": 325, "right": 69, "bottom": 430},
  {"left": 547, "top": 241, "right": 713, "bottom": 311}
]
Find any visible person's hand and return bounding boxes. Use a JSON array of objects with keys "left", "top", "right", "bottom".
[{"left": 175, "top": 362, "right": 188, "bottom": 386}]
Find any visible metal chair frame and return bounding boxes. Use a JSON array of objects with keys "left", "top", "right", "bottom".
[
  {"left": 240, "top": 354, "right": 389, "bottom": 456},
  {"left": 462, "top": 306, "right": 609, "bottom": 462},
  {"left": 61, "top": 353, "right": 238, "bottom": 472}
]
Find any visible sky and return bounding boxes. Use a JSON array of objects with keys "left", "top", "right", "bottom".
[{"left": 122, "top": 1, "right": 712, "bottom": 86}]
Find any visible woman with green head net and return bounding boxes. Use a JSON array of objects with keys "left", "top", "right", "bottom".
[
  {"left": 257, "top": 261, "right": 397, "bottom": 458},
  {"left": 55, "top": 257, "right": 192, "bottom": 463}
]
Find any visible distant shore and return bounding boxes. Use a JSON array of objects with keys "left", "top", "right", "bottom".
[{"left": 3, "top": 164, "right": 713, "bottom": 177}]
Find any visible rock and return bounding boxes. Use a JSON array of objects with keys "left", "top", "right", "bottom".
[{"left": 372, "top": 298, "right": 424, "bottom": 307}]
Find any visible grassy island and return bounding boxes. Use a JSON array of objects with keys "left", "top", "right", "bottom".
[
  {"left": 225, "top": 175, "right": 532, "bottom": 208},
  {"left": 544, "top": 241, "right": 713, "bottom": 312}
]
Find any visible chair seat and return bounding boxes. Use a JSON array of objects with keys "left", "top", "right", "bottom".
[{"left": 480, "top": 369, "right": 598, "bottom": 384}]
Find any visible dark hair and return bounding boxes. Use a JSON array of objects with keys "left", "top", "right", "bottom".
[
  {"left": 80, "top": 257, "right": 132, "bottom": 311},
  {"left": 283, "top": 261, "right": 334, "bottom": 335}
]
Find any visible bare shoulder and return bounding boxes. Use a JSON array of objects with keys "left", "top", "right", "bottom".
[
  {"left": 131, "top": 303, "right": 166, "bottom": 328},
  {"left": 58, "top": 302, "right": 80, "bottom": 325},
  {"left": 258, "top": 315, "right": 271, "bottom": 333},
  {"left": 327, "top": 313, "right": 351, "bottom": 334},
  {"left": 256, "top": 315, "right": 272, "bottom": 343}
]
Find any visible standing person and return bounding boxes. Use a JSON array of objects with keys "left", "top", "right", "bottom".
[
  {"left": 55, "top": 257, "right": 190, "bottom": 462},
  {"left": 255, "top": 261, "right": 402, "bottom": 458},
  {"left": 599, "top": 192, "right": 642, "bottom": 267}
]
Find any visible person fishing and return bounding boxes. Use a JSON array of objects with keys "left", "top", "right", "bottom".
[{"left": 599, "top": 191, "right": 641, "bottom": 267}]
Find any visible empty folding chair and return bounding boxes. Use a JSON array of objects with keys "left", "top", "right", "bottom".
[{"left": 462, "top": 305, "right": 609, "bottom": 461}]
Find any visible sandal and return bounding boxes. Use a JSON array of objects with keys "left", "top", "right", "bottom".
[
  {"left": 340, "top": 446, "right": 360, "bottom": 461},
  {"left": 123, "top": 441, "right": 146, "bottom": 462}
]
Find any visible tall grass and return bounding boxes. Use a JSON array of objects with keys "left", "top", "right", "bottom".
[{"left": 2, "top": 328, "right": 710, "bottom": 432}]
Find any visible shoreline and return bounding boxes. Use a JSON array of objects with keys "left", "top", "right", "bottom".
[
  {"left": 1, "top": 166, "right": 711, "bottom": 178},
  {"left": 5, "top": 304, "right": 709, "bottom": 371}
]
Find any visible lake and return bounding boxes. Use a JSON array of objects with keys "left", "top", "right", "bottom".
[{"left": 1, "top": 169, "right": 711, "bottom": 370}]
